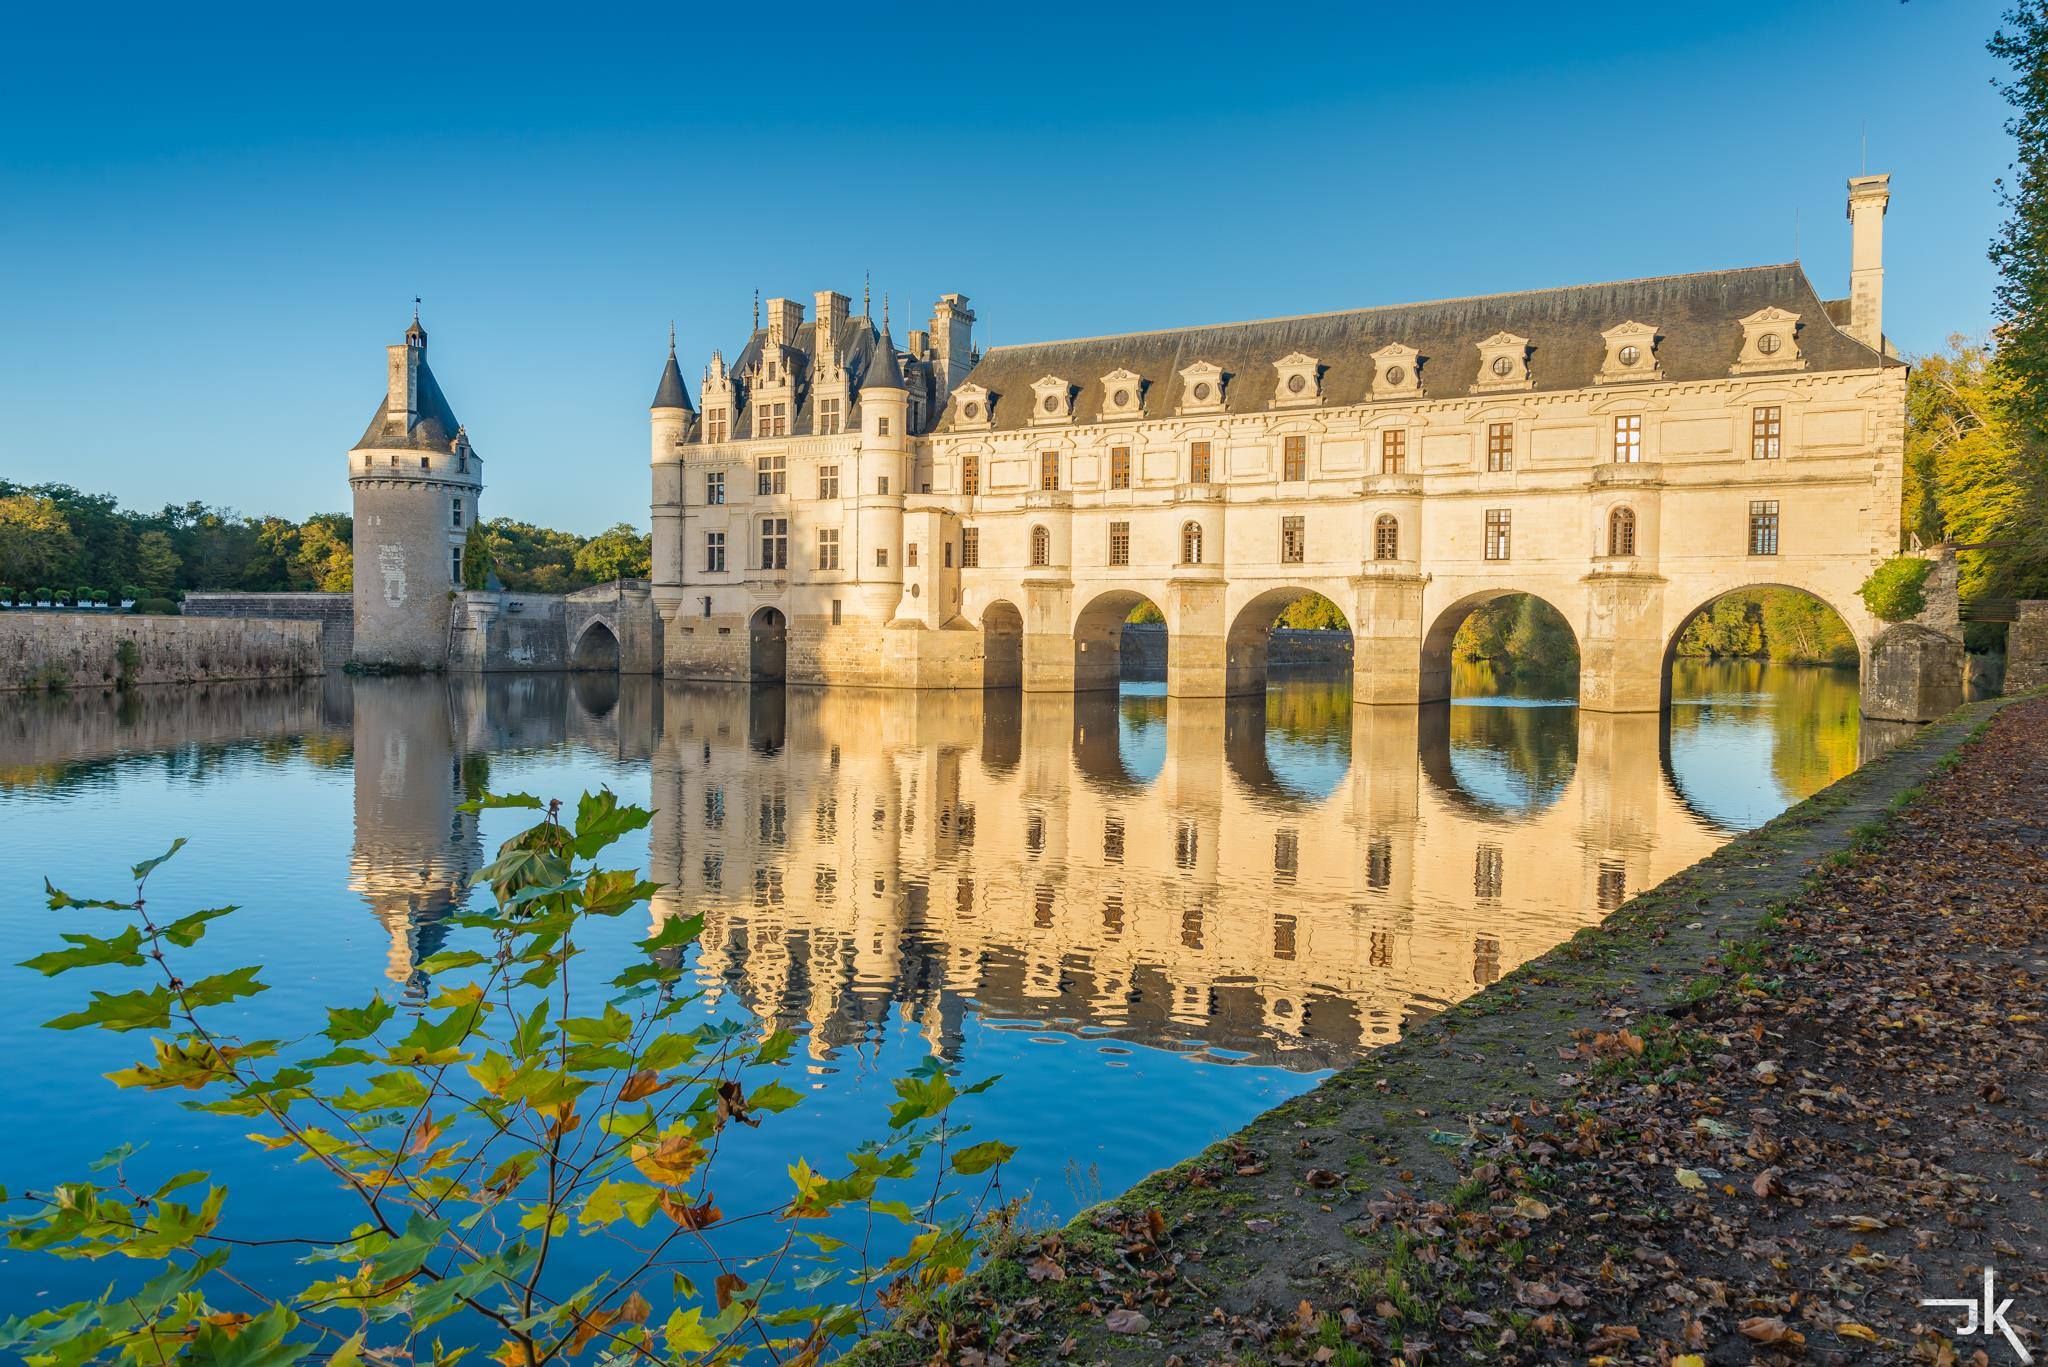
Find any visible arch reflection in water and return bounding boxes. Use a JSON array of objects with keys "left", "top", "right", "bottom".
[{"left": 644, "top": 681, "right": 1738, "bottom": 1071}]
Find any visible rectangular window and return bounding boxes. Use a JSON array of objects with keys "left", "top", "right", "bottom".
[
  {"left": 1283, "top": 434, "right": 1307, "bottom": 482},
  {"left": 451, "top": 498, "right": 463, "bottom": 528},
  {"left": 1110, "top": 446, "right": 1131, "bottom": 489},
  {"left": 705, "top": 409, "right": 728, "bottom": 443},
  {"left": 1749, "top": 500, "right": 1780, "bottom": 556},
  {"left": 944, "top": 541, "right": 954, "bottom": 568},
  {"left": 817, "top": 397, "right": 841, "bottom": 435},
  {"left": 700, "top": 595, "right": 712, "bottom": 618},
  {"left": 1108, "top": 521, "right": 1130, "bottom": 567},
  {"left": 756, "top": 452, "right": 786, "bottom": 495},
  {"left": 1381, "top": 429, "right": 1406, "bottom": 474},
  {"left": 705, "top": 471, "right": 725, "bottom": 505},
  {"left": 1189, "top": 441, "right": 1212, "bottom": 484},
  {"left": 960, "top": 526, "right": 979, "bottom": 568},
  {"left": 819, "top": 464, "right": 839, "bottom": 499},
  {"left": 877, "top": 416, "right": 890, "bottom": 436},
  {"left": 877, "top": 475, "right": 890, "bottom": 496},
  {"left": 831, "top": 599, "right": 842, "bottom": 625},
  {"left": 1039, "top": 451, "right": 1060, "bottom": 490},
  {"left": 1487, "top": 422, "right": 1513, "bottom": 472},
  {"left": 1484, "top": 508, "right": 1512, "bottom": 561},
  {"left": 704, "top": 531, "right": 726, "bottom": 573},
  {"left": 760, "top": 518, "right": 787, "bottom": 570},
  {"left": 875, "top": 547, "right": 888, "bottom": 568},
  {"left": 1751, "top": 405, "right": 1782, "bottom": 460},
  {"left": 906, "top": 543, "right": 918, "bottom": 568},
  {"left": 961, "top": 455, "right": 980, "bottom": 495},
  {"left": 451, "top": 546, "right": 463, "bottom": 583},
  {"left": 1613, "top": 414, "right": 1642, "bottom": 463},
  {"left": 816, "top": 527, "right": 840, "bottom": 570},
  {"left": 1281, "top": 514, "right": 1305, "bottom": 564}
]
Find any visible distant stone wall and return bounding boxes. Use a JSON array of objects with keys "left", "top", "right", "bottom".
[
  {"left": 1120, "top": 623, "right": 1352, "bottom": 676},
  {"left": 2009, "top": 601, "right": 2048, "bottom": 693},
  {"left": 0, "top": 612, "right": 324, "bottom": 692},
  {"left": 183, "top": 592, "right": 354, "bottom": 667},
  {"left": 448, "top": 592, "right": 568, "bottom": 672}
]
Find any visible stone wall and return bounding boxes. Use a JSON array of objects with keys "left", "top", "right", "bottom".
[
  {"left": 1120, "top": 623, "right": 1351, "bottom": 677},
  {"left": 183, "top": 592, "right": 354, "bottom": 667},
  {"left": 447, "top": 592, "right": 568, "bottom": 673},
  {"left": 2009, "top": 601, "right": 2048, "bottom": 693},
  {"left": 0, "top": 612, "right": 324, "bottom": 692}
]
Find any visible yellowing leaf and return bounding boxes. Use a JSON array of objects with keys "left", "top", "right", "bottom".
[
  {"left": 1674, "top": 1167, "right": 1706, "bottom": 1190},
  {"left": 1837, "top": 1323, "right": 1880, "bottom": 1343},
  {"left": 631, "top": 1133, "right": 704, "bottom": 1186}
]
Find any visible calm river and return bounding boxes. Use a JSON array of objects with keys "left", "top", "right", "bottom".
[{"left": 0, "top": 662, "right": 1887, "bottom": 1308}]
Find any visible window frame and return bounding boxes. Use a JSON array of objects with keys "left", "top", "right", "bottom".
[
  {"left": 960, "top": 526, "right": 980, "bottom": 568},
  {"left": 1486, "top": 422, "right": 1513, "bottom": 472},
  {"left": 1280, "top": 514, "right": 1305, "bottom": 565},
  {"left": 1039, "top": 451, "right": 1060, "bottom": 491},
  {"left": 1282, "top": 434, "right": 1307, "bottom": 482},
  {"left": 1748, "top": 499, "right": 1780, "bottom": 556},
  {"left": 1613, "top": 413, "right": 1643, "bottom": 464},
  {"left": 1380, "top": 429, "right": 1406, "bottom": 474},
  {"left": 704, "top": 530, "right": 726, "bottom": 574},
  {"left": 1751, "top": 405, "right": 1782, "bottom": 460},
  {"left": 1109, "top": 446, "right": 1131, "bottom": 490},
  {"left": 1108, "top": 520, "right": 1131, "bottom": 567},
  {"left": 1189, "top": 440, "right": 1212, "bottom": 484},
  {"left": 1484, "top": 508, "right": 1512, "bottom": 561},
  {"left": 1374, "top": 513, "right": 1399, "bottom": 562},
  {"left": 1607, "top": 505, "right": 1637, "bottom": 557}
]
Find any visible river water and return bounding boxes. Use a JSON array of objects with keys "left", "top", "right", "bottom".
[{"left": 0, "top": 662, "right": 1885, "bottom": 1309}]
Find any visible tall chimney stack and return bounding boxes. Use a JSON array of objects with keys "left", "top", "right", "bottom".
[{"left": 1846, "top": 173, "right": 1890, "bottom": 354}]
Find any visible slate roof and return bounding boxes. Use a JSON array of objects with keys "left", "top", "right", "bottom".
[
  {"left": 938, "top": 264, "right": 1888, "bottom": 434},
  {"left": 355, "top": 356, "right": 466, "bottom": 452},
  {"left": 705, "top": 314, "right": 939, "bottom": 441},
  {"left": 652, "top": 349, "right": 692, "bottom": 410},
  {"left": 862, "top": 329, "right": 905, "bottom": 391}
]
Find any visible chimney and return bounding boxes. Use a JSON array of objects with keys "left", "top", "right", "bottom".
[
  {"left": 813, "top": 290, "right": 850, "bottom": 340},
  {"left": 385, "top": 336, "right": 420, "bottom": 431},
  {"left": 928, "top": 293, "right": 977, "bottom": 395},
  {"left": 764, "top": 297, "right": 804, "bottom": 347},
  {"left": 1846, "top": 173, "right": 1890, "bottom": 353}
]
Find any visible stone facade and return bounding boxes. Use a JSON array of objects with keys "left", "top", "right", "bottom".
[
  {"left": 183, "top": 592, "right": 354, "bottom": 666},
  {"left": 648, "top": 174, "right": 1963, "bottom": 719},
  {"left": 0, "top": 612, "right": 323, "bottom": 692}
]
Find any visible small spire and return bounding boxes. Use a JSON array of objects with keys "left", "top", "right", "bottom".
[
  {"left": 668, "top": 321, "right": 676, "bottom": 355},
  {"left": 412, "top": 296, "right": 421, "bottom": 326},
  {"left": 753, "top": 290, "right": 760, "bottom": 333},
  {"left": 863, "top": 272, "right": 871, "bottom": 317},
  {"left": 883, "top": 292, "right": 890, "bottom": 331}
]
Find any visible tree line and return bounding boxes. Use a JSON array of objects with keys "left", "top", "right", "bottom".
[{"left": 0, "top": 478, "right": 649, "bottom": 606}]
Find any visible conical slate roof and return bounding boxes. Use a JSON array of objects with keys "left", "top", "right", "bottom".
[
  {"left": 652, "top": 347, "right": 692, "bottom": 410},
  {"left": 861, "top": 329, "right": 905, "bottom": 392},
  {"left": 355, "top": 356, "right": 466, "bottom": 452}
]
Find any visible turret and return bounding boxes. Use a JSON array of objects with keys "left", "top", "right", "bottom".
[
  {"left": 348, "top": 312, "right": 483, "bottom": 669},
  {"left": 650, "top": 328, "right": 693, "bottom": 608},
  {"left": 1846, "top": 173, "right": 1890, "bottom": 354},
  {"left": 858, "top": 330, "right": 909, "bottom": 615}
]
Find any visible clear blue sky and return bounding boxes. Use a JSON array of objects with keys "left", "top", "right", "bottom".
[{"left": 0, "top": 1, "right": 2017, "bottom": 534}]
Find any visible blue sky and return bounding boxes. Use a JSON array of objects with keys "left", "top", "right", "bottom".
[{"left": 0, "top": 1, "right": 2018, "bottom": 534}]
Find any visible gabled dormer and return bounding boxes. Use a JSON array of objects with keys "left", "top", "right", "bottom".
[
  {"left": 1099, "top": 368, "right": 1146, "bottom": 420},
  {"left": 951, "top": 382, "right": 994, "bottom": 430},
  {"left": 1030, "top": 375, "right": 1075, "bottom": 425},
  {"left": 1472, "top": 332, "right": 1532, "bottom": 393},
  {"left": 1731, "top": 307, "right": 1805, "bottom": 375},
  {"left": 1272, "top": 353, "right": 1321, "bottom": 407},
  {"left": 1178, "top": 361, "right": 1226, "bottom": 415},
  {"left": 699, "top": 350, "right": 737, "bottom": 444},
  {"left": 1370, "top": 343, "right": 1421, "bottom": 400},
  {"left": 1596, "top": 321, "right": 1663, "bottom": 384}
]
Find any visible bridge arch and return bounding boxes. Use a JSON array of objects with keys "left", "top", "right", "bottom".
[
  {"left": 1659, "top": 581, "right": 1861, "bottom": 708},
  {"left": 1224, "top": 584, "right": 1354, "bottom": 696},
  {"left": 748, "top": 606, "right": 787, "bottom": 682},
  {"left": 1071, "top": 588, "right": 1166, "bottom": 693},
  {"left": 980, "top": 599, "right": 1023, "bottom": 689},
  {"left": 1421, "top": 589, "right": 1582, "bottom": 702},
  {"left": 569, "top": 618, "right": 621, "bottom": 672}
]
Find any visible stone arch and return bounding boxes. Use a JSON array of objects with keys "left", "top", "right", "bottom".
[
  {"left": 1420, "top": 589, "right": 1581, "bottom": 702},
  {"left": 1072, "top": 589, "right": 1166, "bottom": 693},
  {"left": 1225, "top": 585, "right": 1354, "bottom": 696},
  {"left": 1659, "top": 582, "right": 1861, "bottom": 708},
  {"left": 748, "top": 606, "right": 787, "bottom": 682},
  {"left": 569, "top": 618, "right": 621, "bottom": 672},
  {"left": 981, "top": 599, "right": 1023, "bottom": 689}
]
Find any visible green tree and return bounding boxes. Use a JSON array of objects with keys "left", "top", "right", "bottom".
[
  {"left": 3, "top": 793, "right": 1013, "bottom": 1365},
  {"left": 1991, "top": 2, "right": 2048, "bottom": 430},
  {"left": 0, "top": 494, "right": 77, "bottom": 589},
  {"left": 134, "top": 530, "right": 181, "bottom": 593},
  {"left": 1275, "top": 592, "right": 1348, "bottom": 630},
  {"left": 572, "top": 523, "right": 653, "bottom": 583},
  {"left": 293, "top": 516, "right": 354, "bottom": 591}
]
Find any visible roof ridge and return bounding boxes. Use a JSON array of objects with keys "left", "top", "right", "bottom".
[{"left": 981, "top": 263, "right": 1805, "bottom": 354}]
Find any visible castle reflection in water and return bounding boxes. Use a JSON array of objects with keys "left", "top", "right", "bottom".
[{"left": 1, "top": 666, "right": 1882, "bottom": 1072}]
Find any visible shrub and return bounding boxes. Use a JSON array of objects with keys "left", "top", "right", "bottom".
[
  {"left": 1858, "top": 556, "right": 1934, "bottom": 623},
  {"left": 132, "top": 596, "right": 177, "bottom": 615},
  {"left": 91, "top": 589, "right": 109, "bottom": 606},
  {"left": 74, "top": 586, "right": 92, "bottom": 606},
  {"left": 119, "top": 585, "right": 141, "bottom": 605},
  {"left": 113, "top": 638, "right": 142, "bottom": 687},
  {"left": 33, "top": 587, "right": 51, "bottom": 605}
]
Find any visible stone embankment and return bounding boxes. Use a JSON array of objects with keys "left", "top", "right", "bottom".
[
  {"left": 853, "top": 691, "right": 2047, "bottom": 1365},
  {"left": 0, "top": 612, "right": 324, "bottom": 692},
  {"left": 182, "top": 592, "right": 354, "bottom": 667}
]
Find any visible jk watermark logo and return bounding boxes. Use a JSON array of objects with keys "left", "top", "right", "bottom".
[{"left": 1923, "top": 1267, "right": 2030, "bottom": 1362}]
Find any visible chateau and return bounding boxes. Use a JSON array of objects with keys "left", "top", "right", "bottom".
[
  {"left": 313, "top": 172, "right": 1964, "bottom": 720},
  {"left": 644, "top": 173, "right": 1951, "bottom": 716}
]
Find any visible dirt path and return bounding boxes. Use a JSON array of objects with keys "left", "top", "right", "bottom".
[{"left": 849, "top": 695, "right": 2048, "bottom": 1365}]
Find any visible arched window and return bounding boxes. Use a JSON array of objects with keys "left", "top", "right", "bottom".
[
  {"left": 1181, "top": 521, "right": 1203, "bottom": 565},
  {"left": 1029, "top": 525, "right": 1051, "bottom": 567},
  {"left": 1373, "top": 514, "right": 1399, "bottom": 562},
  {"left": 1608, "top": 506, "right": 1637, "bottom": 557}
]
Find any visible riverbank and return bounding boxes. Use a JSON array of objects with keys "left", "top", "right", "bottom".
[{"left": 850, "top": 694, "right": 2046, "bottom": 1364}]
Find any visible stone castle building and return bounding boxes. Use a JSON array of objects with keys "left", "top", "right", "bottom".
[{"left": 645, "top": 172, "right": 1959, "bottom": 718}]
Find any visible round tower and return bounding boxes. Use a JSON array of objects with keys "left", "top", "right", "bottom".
[
  {"left": 857, "top": 328, "right": 909, "bottom": 617},
  {"left": 649, "top": 327, "right": 693, "bottom": 615},
  {"left": 347, "top": 314, "right": 484, "bottom": 669}
]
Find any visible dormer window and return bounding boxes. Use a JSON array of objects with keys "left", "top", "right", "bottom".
[
  {"left": 1597, "top": 321, "right": 1663, "bottom": 383},
  {"left": 1178, "top": 361, "right": 1226, "bottom": 415},
  {"left": 1271, "top": 353, "right": 1321, "bottom": 407},
  {"left": 952, "top": 383, "right": 993, "bottom": 430},
  {"left": 1732, "top": 307, "right": 1806, "bottom": 374},
  {"left": 1370, "top": 343, "right": 1421, "bottom": 400},
  {"left": 1473, "top": 332, "right": 1533, "bottom": 392},
  {"left": 1030, "top": 376, "right": 1074, "bottom": 425},
  {"left": 1100, "top": 368, "right": 1145, "bottom": 419}
]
